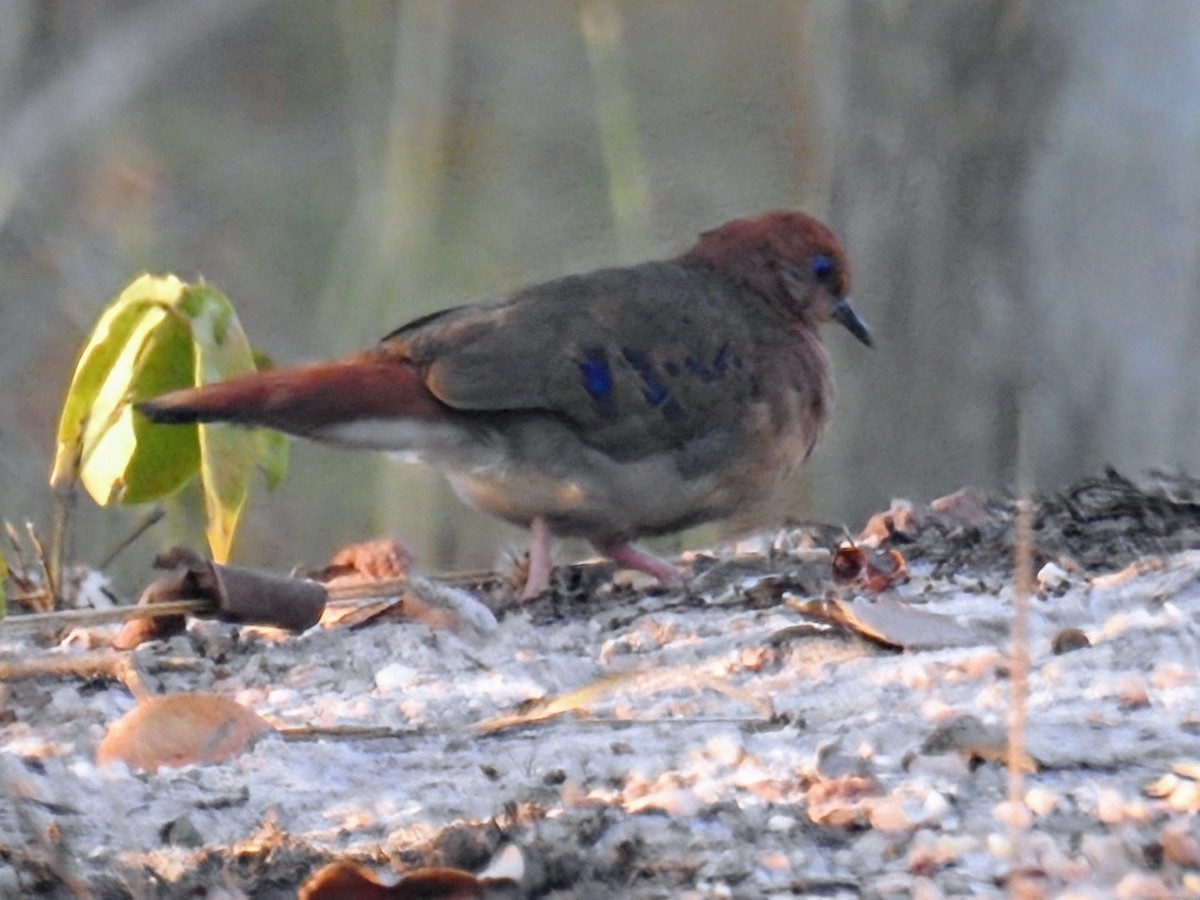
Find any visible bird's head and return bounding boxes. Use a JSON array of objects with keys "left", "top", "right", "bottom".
[{"left": 683, "top": 210, "right": 872, "bottom": 347}]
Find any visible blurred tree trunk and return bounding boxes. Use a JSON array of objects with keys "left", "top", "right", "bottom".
[{"left": 806, "top": 1, "right": 1067, "bottom": 513}]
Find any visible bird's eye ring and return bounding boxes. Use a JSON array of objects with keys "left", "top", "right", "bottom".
[{"left": 810, "top": 254, "right": 835, "bottom": 281}]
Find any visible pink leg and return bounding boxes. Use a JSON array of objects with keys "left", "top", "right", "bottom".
[
  {"left": 591, "top": 541, "right": 685, "bottom": 588},
  {"left": 522, "top": 516, "right": 555, "bottom": 600}
]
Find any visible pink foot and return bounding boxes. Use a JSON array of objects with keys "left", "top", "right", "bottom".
[
  {"left": 521, "top": 516, "right": 554, "bottom": 600},
  {"left": 592, "top": 541, "right": 685, "bottom": 588}
]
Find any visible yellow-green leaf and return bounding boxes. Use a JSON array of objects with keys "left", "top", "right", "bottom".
[
  {"left": 197, "top": 425, "right": 254, "bottom": 563},
  {"left": 179, "top": 284, "right": 261, "bottom": 562},
  {"left": 55, "top": 274, "right": 288, "bottom": 563},
  {"left": 179, "top": 284, "right": 257, "bottom": 385},
  {"left": 257, "top": 431, "right": 290, "bottom": 491},
  {"left": 75, "top": 305, "right": 170, "bottom": 504},
  {"left": 50, "top": 274, "right": 187, "bottom": 490},
  {"left": 118, "top": 310, "right": 200, "bottom": 503}
]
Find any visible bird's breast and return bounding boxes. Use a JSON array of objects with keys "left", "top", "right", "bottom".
[{"left": 441, "top": 413, "right": 807, "bottom": 542}]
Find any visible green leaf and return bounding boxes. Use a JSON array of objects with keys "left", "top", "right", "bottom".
[
  {"left": 118, "top": 310, "right": 200, "bottom": 503},
  {"left": 77, "top": 305, "right": 203, "bottom": 505},
  {"left": 50, "top": 274, "right": 188, "bottom": 491},
  {"left": 179, "top": 284, "right": 256, "bottom": 384},
  {"left": 53, "top": 274, "right": 289, "bottom": 564},
  {"left": 75, "top": 304, "right": 168, "bottom": 504},
  {"left": 257, "top": 430, "right": 290, "bottom": 491},
  {"left": 248, "top": 346, "right": 289, "bottom": 489},
  {"left": 178, "top": 284, "right": 262, "bottom": 562}
]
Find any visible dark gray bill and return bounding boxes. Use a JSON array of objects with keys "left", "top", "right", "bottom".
[{"left": 832, "top": 298, "right": 872, "bottom": 347}]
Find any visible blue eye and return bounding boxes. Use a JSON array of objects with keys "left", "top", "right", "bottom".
[{"left": 810, "top": 254, "right": 835, "bottom": 281}]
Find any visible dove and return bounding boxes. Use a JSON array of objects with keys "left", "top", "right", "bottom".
[{"left": 139, "top": 211, "right": 871, "bottom": 598}]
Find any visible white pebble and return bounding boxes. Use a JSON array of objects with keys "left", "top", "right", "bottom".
[{"left": 374, "top": 662, "right": 419, "bottom": 692}]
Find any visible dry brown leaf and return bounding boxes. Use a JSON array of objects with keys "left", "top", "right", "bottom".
[
  {"left": 332, "top": 592, "right": 457, "bottom": 632},
  {"left": 96, "top": 692, "right": 272, "bottom": 772},
  {"left": 857, "top": 499, "right": 922, "bottom": 548},
  {"left": 299, "top": 852, "right": 522, "bottom": 900},
  {"left": 1050, "top": 628, "right": 1090, "bottom": 655},
  {"left": 111, "top": 571, "right": 190, "bottom": 649},
  {"left": 300, "top": 861, "right": 399, "bottom": 900},
  {"left": 831, "top": 544, "right": 867, "bottom": 583},
  {"left": 827, "top": 595, "right": 976, "bottom": 650},
  {"left": 928, "top": 488, "right": 994, "bottom": 528},
  {"left": 319, "top": 537, "right": 412, "bottom": 582},
  {"left": 831, "top": 542, "right": 907, "bottom": 592},
  {"left": 122, "top": 548, "right": 327, "bottom": 636},
  {"left": 862, "top": 549, "right": 908, "bottom": 592}
]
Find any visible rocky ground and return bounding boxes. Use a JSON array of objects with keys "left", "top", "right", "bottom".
[{"left": 2, "top": 469, "right": 1200, "bottom": 898}]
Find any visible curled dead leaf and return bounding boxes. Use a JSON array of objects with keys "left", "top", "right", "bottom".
[
  {"left": 318, "top": 537, "right": 412, "bottom": 582},
  {"left": 857, "top": 499, "right": 921, "bottom": 548},
  {"left": 826, "top": 595, "right": 975, "bottom": 650},
  {"left": 831, "top": 544, "right": 866, "bottom": 583},
  {"left": 863, "top": 549, "right": 908, "bottom": 592},
  {"left": 1050, "top": 628, "right": 1090, "bottom": 655},
  {"left": 300, "top": 861, "right": 482, "bottom": 900},
  {"left": 927, "top": 488, "right": 994, "bottom": 528},
  {"left": 830, "top": 542, "right": 907, "bottom": 593},
  {"left": 111, "top": 571, "right": 191, "bottom": 649},
  {"left": 299, "top": 845, "right": 523, "bottom": 900},
  {"left": 138, "top": 547, "right": 327, "bottom": 634}
]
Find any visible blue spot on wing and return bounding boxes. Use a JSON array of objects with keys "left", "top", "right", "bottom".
[
  {"left": 580, "top": 350, "right": 613, "bottom": 397},
  {"left": 621, "top": 347, "right": 671, "bottom": 408},
  {"left": 579, "top": 348, "right": 616, "bottom": 416},
  {"left": 712, "top": 342, "right": 730, "bottom": 373},
  {"left": 644, "top": 385, "right": 669, "bottom": 405},
  {"left": 684, "top": 354, "right": 719, "bottom": 382},
  {"left": 680, "top": 344, "right": 736, "bottom": 382}
]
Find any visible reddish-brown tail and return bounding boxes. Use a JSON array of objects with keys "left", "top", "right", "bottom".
[{"left": 137, "top": 352, "right": 446, "bottom": 437}]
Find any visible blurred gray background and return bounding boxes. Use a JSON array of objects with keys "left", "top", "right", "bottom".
[{"left": 2, "top": 1, "right": 1197, "bottom": 589}]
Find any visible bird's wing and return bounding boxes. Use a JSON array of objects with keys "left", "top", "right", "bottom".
[{"left": 385, "top": 262, "right": 791, "bottom": 468}]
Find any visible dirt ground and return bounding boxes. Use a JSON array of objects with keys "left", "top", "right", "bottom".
[{"left": 2, "top": 469, "right": 1199, "bottom": 898}]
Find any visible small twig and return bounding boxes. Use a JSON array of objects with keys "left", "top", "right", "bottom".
[
  {"left": 275, "top": 724, "right": 429, "bottom": 742},
  {"left": 476, "top": 665, "right": 772, "bottom": 734},
  {"left": 319, "top": 575, "right": 414, "bottom": 601},
  {"left": 4, "top": 522, "right": 40, "bottom": 597},
  {"left": 1006, "top": 395, "right": 1035, "bottom": 877},
  {"left": 8, "top": 590, "right": 51, "bottom": 607},
  {"left": 48, "top": 453, "right": 80, "bottom": 609},
  {"left": 97, "top": 505, "right": 165, "bottom": 570},
  {"left": 1, "top": 575, "right": 460, "bottom": 633},
  {"left": 5, "top": 522, "right": 27, "bottom": 575},
  {"left": 26, "top": 522, "right": 56, "bottom": 612},
  {"left": 0, "top": 556, "right": 609, "bottom": 634},
  {"left": 436, "top": 567, "right": 506, "bottom": 587},
  {"left": 0, "top": 598, "right": 212, "bottom": 630},
  {"left": 0, "top": 650, "right": 150, "bottom": 697}
]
